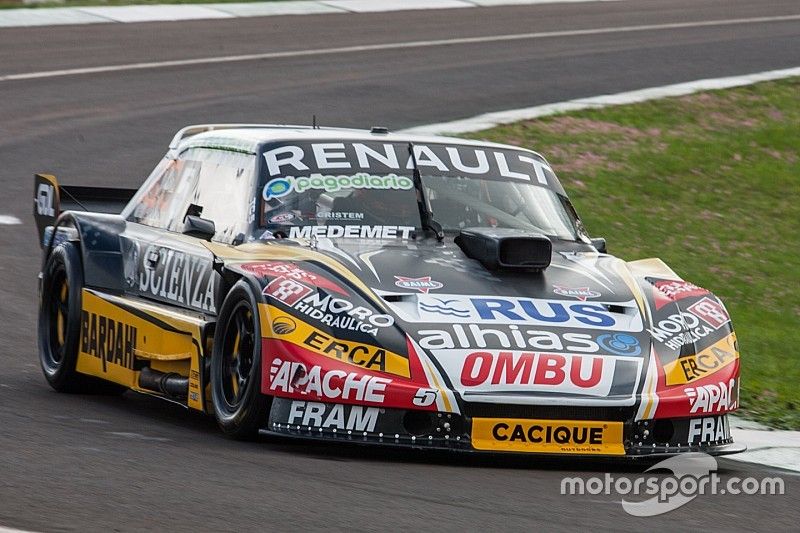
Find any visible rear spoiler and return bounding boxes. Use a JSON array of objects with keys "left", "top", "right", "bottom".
[{"left": 33, "top": 173, "right": 137, "bottom": 249}]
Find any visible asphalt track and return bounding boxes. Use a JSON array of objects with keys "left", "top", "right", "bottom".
[{"left": 1, "top": 0, "right": 799, "bottom": 530}]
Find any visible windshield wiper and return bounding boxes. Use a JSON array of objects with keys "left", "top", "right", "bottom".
[{"left": 408, "top": 143, "right": 444, "bottom": 241}]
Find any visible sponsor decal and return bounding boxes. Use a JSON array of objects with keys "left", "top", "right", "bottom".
[
  {"left": 288, "top": 225, "right": 415, "bottom": 240},
  {"left": 271, "top": 316, "right": 297, "bottom": 335},
  {"left": 263, "top": 173, "right": 414, "bottom": 200},
  {"left": 263, "top": 177, "right": 293, "bottom": 199},
  {"left": 303, "top": 330, "right": 396, "bottom": 374},
  {"left": 291, "top": 292, "right": 395, "bottom": 334},
  {"left": 652, "top": 279, "right": 709, "bottom": 302},
  {"left": 317, "top": 211, "right": 365, "bottom": 220},
  {"left": 686, "top": 298, "right": 730, "bottom": 329},
  {"left": 662, "top": 334, "right": 739, "bottom": 385},
  {"left": 241, "top": 261, "right": 347, "bottom": 296},
  {"left": 394, "top": 276, "right": 443, "bottom": 294},
  {"left": 686, "top": 379, "right": 739, "bottom": 415},
  {"left": 264, "top": 276, "right": 314, "bottom": 306},
  {"left": 248, "top": 197, "right": 256, "bottom": 224},
  {"left": 266, "top": 309, "right": 408, "bottom": 376},
  {"left": 416, "top": 323, "right": 639, "bottom": 355},
  {"left": 597, "top": 333, "right": 641, "bottom": 356},
  {"left": 286, "top": 401, "right": 380, "bottom": 432},
  {"left": 471, "top": 418, "right": 624, "bottom": 455},
  {"left": 647, "top": 310, "right": 718, "bottom": 351},
  {"left": 419, "top": 296, "right": 468, "bottom": 316},
  {"left": 268, "top": 284, "right": 394, "bottom": 336},
  {"left": 687, "top": 415, "right": 730, "bottom": 444},
  {"left": 457, "top": 351, "right": 615, "bottom": 397},
  {"left": 268, "top": 212, "right": 295, "bottom": 224},
  {"left": 137, "top": 245, "right": 217, "bottom": 313},
  {"left": 35, "top": 182, "right": 56, "bottom": 217},
  {"left": 189, "top": 370, "right": 200, "bottom": 391},
  {"left": 387, "top": 293, "right": 643, "bottom": 332},
  {"left": 262, "top": 142, "right": 555, "bottom": 186},
  {"left": 553, "top": 285, "right": 601, "bottom": 301},
  {"left": 80, "top": 311, "right": 136, "bottom": 373},
  {"left": 268, "top": 357, "right": 392, "bottom": 403}
]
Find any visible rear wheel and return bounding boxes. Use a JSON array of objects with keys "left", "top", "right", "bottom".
[
  {"left": 211, "top": 280, "right": 270, "bottom": 439},
  {"left": 38, "top": 242, "right": 125, "bottom": 394},
  {"left": 39, "top": 243, "right": 88, "bottom": 392}
]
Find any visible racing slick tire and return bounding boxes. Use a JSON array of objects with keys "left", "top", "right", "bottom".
[
  {"left": 211, "top": 280, "right": 271, "bottom": 439},
  {"left": 38, "top": 242, "right": 124, "bottom": 394}
]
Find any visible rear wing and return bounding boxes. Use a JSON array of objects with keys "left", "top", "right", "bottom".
[{"left": 33, "top": 173, "right": 137, "bottom": 249}]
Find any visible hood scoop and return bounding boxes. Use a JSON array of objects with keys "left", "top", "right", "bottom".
[{"left": 455, "top": 227, "right": 552, "bottom": 272}]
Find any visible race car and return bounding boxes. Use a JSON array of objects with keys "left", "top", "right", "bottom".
[{"left": 33, "top": 124, "right": 743, "bottom": 457}]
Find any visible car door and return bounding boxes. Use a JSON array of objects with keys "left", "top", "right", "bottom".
[{"left": 121, "top": 147, "right": 257, "bottom": 316}]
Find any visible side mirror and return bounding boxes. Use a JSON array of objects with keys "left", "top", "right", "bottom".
[
  {"left": 183, "top": 215, "right": 215, "bottom": 241},
  {"left": 590, "top": 237, "right": 607, "bottom": 254}
]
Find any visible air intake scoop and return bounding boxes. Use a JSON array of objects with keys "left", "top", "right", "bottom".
[{"left": 455, "top": 227, "right": 552, "bottom": 271}]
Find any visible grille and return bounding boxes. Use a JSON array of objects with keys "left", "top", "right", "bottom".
[{"left": 462, "top": 403, "right": 636, "bottom": 422}]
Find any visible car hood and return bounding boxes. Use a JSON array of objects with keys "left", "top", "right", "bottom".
[
  {"left": 321, "top": 238, "right": 648, "bottom": 406},
  {"left": 220, "top": 238, "right": 652, "bottom": 406},
  {"left": 214, "top": 236, "right": 736, "bottom": 415}
]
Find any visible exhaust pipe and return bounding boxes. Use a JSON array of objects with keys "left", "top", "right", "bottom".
[{"left": 138, "top": 367, "right": 189, "bottom": 399}]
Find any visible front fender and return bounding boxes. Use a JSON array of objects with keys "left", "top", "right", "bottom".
[
  {"left": 626, "top": 260, "right": 739, "bottom": 420},
  {"left": 217, "top": 257, "right": 459, "bottom": 414}
]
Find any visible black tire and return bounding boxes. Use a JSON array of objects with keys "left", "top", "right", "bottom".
[
  {"left": 39, "top": 242, "right": 88, "bottom": 392},
  {"left": 38, "top": 242, "right": 125, "bottom": 394},
  {"left": 211, "top": 280, "right": 271, "bottom": 439}
]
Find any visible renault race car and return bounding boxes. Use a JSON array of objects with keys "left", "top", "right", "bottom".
[{"left": 33, "top": 124, "right": 743, "bottom": 457}]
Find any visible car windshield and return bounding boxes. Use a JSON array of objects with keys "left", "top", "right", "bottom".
[{"left": 257, "top": 140, "right": 583, "bottom": 241}]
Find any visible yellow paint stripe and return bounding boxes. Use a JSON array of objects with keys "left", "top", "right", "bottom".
[
  {"left": 133, "top": 349, "right": 193, "bottom": 361},
  {"left": 423, "top": 359, "right": 452, "bottom": 412},
  {"left": 642, "top": 358, "right": 657, "bottom": 420}
]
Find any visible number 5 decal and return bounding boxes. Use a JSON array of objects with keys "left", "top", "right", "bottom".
[{"left": 412, "top": 388, "right": 437, "bottom": 407}]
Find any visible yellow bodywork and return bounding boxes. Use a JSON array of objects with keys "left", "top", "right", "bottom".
[{"left": 76, "top": 289, "right": 208, "bottom": 411}]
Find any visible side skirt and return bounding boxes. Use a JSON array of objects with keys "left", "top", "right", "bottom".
[{"left": 75, "top": 288, "right": 212, "bottom": 412}]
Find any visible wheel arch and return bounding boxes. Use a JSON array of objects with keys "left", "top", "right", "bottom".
[{"left": 44, "top": 211, "right": 128, "bottom": 292}]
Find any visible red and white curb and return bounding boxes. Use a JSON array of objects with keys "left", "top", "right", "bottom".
[
  {"left": 0, "top": 0, "right": 626, "bottom": 27},
  {"left": 404, "top": 67, "right": 800, "bottom": 473}
]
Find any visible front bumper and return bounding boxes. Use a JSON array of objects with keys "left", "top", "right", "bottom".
[{"left": 261, "top": 398, "right": 745, "bottom": 458}]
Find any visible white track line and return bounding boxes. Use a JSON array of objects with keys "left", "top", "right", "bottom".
[
  {"left": 2, "top": 14, "right": 799, "bottom": 82},
  {"left": 0, "top": 215, "right": 23, "bottom": 225},
  {"left": 401, "top": 66, "right": 800, "bottom": 135}
]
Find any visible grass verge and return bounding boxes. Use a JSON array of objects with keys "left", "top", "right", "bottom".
[{"left": 468, "top": 77, "right": 800, "bottom": 429}]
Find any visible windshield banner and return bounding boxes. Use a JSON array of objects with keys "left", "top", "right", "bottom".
[{"left": 261, "top": 141, "right": 561, "bottom": 191}]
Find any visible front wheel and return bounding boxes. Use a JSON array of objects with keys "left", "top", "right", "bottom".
[{"left": 211, "top": 280, "right": 271, "bottom": 439}]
